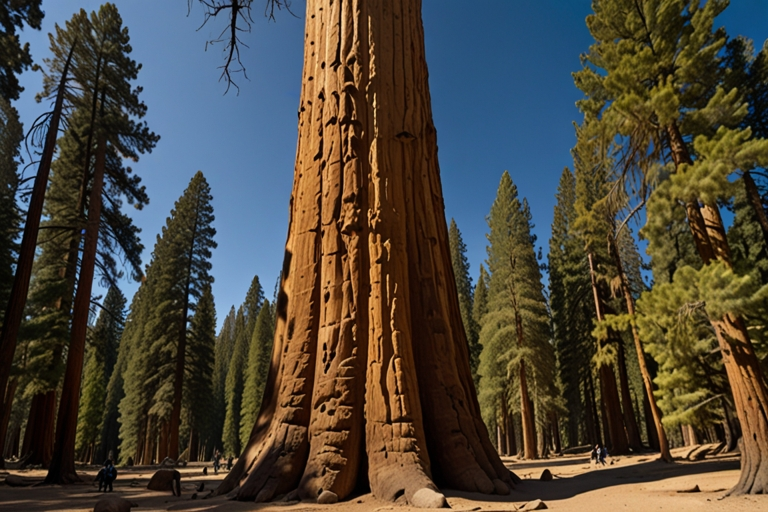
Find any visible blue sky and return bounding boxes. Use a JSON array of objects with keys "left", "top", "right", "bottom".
[{"left": 12, "top": 1, "right": 768, "bottom": 328}]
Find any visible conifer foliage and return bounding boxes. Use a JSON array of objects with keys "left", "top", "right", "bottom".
[
  {"left": 575, "top": 0, "right": 768, "bottom": 493},
  {"left": 449, "top": 219, "right": 482, "bottom": 387},
  {"left": 118, "top": 171, "right": 216, "bottom": 465},
  {"left": 240, "top": 299, "right": 274, "bottom": 449},
  {"left": 478, "top": 171, "right": 558, "bottom": 460},
  {"left": 75, "top": 286, "right": 126, "bottom": 464}
]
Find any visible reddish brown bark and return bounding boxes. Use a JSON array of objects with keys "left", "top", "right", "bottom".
[
  {"left": 0, "top": 378, "right": 16, "bottom": 465},
  {"left": 218, "top": 0, "right": 515, "bottom": 504},
  {"left": 609, "top": 235, "right": 672, "bottom": 461},
  {"left": 0, "top": 45, "right": 76, "bottom": 447},
  {"left": 742, "top": 171, "right": 768, "bottom": 249},
  {"left": 616, "top": 339, "right": 642, "bottom": 452},
  {"left": 45, "top": 133, "right": 106, "bottom": 485},
  {"left": 665, "top": 122, "right": 768, "bottom": 494},
  {"left": 587, "top": 253, "right": 630, "bottom": 455}
]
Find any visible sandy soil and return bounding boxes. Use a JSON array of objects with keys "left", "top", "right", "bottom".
[{"left": 1, "top": 447, "right": 766, "bottom": 511}]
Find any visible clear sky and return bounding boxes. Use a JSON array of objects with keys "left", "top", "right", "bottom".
[{"left": 12, "top": 1, "right": 768, "bottom": 329}]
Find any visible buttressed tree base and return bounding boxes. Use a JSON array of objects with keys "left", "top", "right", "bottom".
[{"left": 218, "top": 0, "right": 517, "bottom": 505}]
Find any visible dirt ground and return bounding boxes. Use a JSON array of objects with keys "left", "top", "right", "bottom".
[{"left": 1, "top": 447, "right": 766, "bottom": 511}]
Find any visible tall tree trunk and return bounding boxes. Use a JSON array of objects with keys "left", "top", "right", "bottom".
[
  {"left": 609, "top": 234, "right": 672, "bottom": 461},
  {"left": 169, "top": 200, "right": 200, "bottom": 461},
  {"left": 642, "top": 386, "right": 660, "bottom": 451},
  {"left": 188, "top": 427, "right": 199, "bottom": 463},
  {"left": 45, "top": 132, "right": 106, "bottom": 485},
  {"left": 666, "top": 122, "right": 768, "bottom": 494},
  {"left": 499, "top": 395, "right": 510, "bottom": 456},
  {"left": 0, "top": 46, "right": 76, "bottom": 462},
  {"left": 550, "top": 412, "right": 562, "bottom": 454},
  {"left": 0, "top": 378, "right": 16, "bottom": 464},
  {"left": 519, "top": 362, "right": 537, "bottom": 459},
  {"left": 587, "top": 253, "right": 629, "bottom": 454},
  {"left": 507, "top": 408, "right": 517, "bottom": 456},
  {"left": 217, "top": 0, "right": 515, "bottom": 504},
  {"left": 616, "top": 339, "right": 642, "bottom": 451},
  {"left": 142, "top": 416, "right": 153, "bottom": 466},
  {"left": 742, "top": 171, "right": 768, "bottom": 248},
  {"left": 585, "top": 375, "right": 601, "bottom": 446}
]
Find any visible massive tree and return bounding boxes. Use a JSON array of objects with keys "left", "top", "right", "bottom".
[
  {"left": 219, "top": 0, "right": 515, "bottom": 505},
  {"left": 575, "top": 0, "right": 768, "bottom": 493}
]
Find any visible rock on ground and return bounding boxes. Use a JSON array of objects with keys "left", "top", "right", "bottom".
[
  {"left": 93, "top": 496, "right": 138, "bottom": 512},
  {"left": 522, "top": 499, "right": 548, "bottom": 510},
  {"left": 411, "top": 488, "right": 446, "bottom": 508},
  {"left": 317, "top": 490, "right": 339, "bottom": 504}
]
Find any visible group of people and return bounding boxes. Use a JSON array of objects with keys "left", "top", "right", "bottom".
[
  {"left": 590, "top": 444, "right": 609, "bottom": 466},
  {"left": 212, "top": 449, "right": 234, "bottom": 475}
]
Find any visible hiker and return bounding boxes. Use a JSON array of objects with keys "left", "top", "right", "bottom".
[
  {"left": 590, "top": 445, "right": 599, "bottom": 464},
  {"left": 226, "top": 455, "right": 233, "bottom": 471},
  {"left": 97, "top": 459, "right": 117, "bottom": 492},
  {"left": 597, "top": 445, "right": 608, "bottom": 466},
  {"left": 213, "top": 449, "right": 221, "bottom": 475}
]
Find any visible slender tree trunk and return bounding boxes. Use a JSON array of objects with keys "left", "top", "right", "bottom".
[
  {"left": 587, "top": 253, "right": 629, "bottom": 454},
  {"left": 218, "top": 0, "right": 515, "bottom": 504},
  {"left": 585, "top": 376, "right": 601, "bottom": 446},
  {"left": 550, "top": 412, "right": 562, "bottom": 454},
  {"left": 642, "top": 386, "right": 660, "bottom": 451},
  {"left": 142, "top": 416, "right": 153, "bottom": 466},
  {"left": 499, "top": 396, "right": 509, "bottom": 456},
  {"left": 610, "top": 235, "right": 672, "bottom": 461},
  {"left": 616, "top": 339, "right": 642, "bottom": 451},
  {"left": 45, "top": 132, "right": 106, "bottom": 485},
  {"left": 666, "top": 122, "right": 768, "bottom": 494},
  {"left": 0, "top": 378, "right": 16, "bottom": 464},
  {"left": 188, "top": 427, "right": 199, "bottom": 463},
  {"left": 507, "top": 409, "right": 517, "bottom": 456},
  {"left": 158, "top": 422, "right": 168, "bottom": 462},
  {"left": 743, "top": 171, "right": 768, "bottom": 248},
  {"left": 169, "top": 201, "right": 200, "bottom": 461},
  {"left": 0, "top": 46, "right": 76, "bottom": 457},
  {"left": 519, "top": 362, "right": 537, "bottom": 459}
]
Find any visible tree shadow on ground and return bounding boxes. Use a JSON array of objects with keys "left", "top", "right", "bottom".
[{"left": 445, "top": 456, "right": 740, "bottom": 503}]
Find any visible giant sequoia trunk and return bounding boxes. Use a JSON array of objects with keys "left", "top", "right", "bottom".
[
  {"left": 666, "top": 122, "right": 768, "bottom": 495},
  {"left": 220, "top": 0, "right": 515, "bottom": 504}
]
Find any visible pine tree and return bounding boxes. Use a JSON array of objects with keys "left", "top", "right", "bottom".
[
  {"left": 0, "top": 0, "right": 43, "bottom": 101},
  {"left": 240, "top": 300, "right": 274, "bottom": 449},
  {"left": 0, "top": 98, "right": 22, "bottom": 318},
  {"left": 223, "top": 306, "right": 247, "bottom": 456},
  {"left": 0, "top": 97, "right": 23, "bottom": 466},
  {"left": 478, "top": 171, "right": 557, "bottom": 460},
  {"left": 75, "top": 286, "right": 126, "bottom": 463},
  {"left": 184, "top": 284, "right": 216, "bottom": 462},
  {"left": 46, "top": 3, "right": 157, "bottom": 483},
  {"left": 211, "top": 306, "right": 236, "bottom": 452},
  {"left": 448, "top": 219, "right": 481, "bottom": 388},
  {"left": 576, "top": 0, "right": 768, "bottom": 493},
  {"left": 549, "top": 168, "right": 595, "bottom": 449},
  {"left": 221, "top": 276, "right": 264, "bottom": 455},
  {"left": 473, "top": 265, "right": 489, "bottom": 328},
  {"left": 117, "top": 171, "right": 215, "bottom": 465}
]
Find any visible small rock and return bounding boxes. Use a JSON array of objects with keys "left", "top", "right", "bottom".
[
  {"left": 411, "top": 488, "right": 446, "bottom": 508},
  {"left": 492, "top": 478, "right": 510, "bottom": 495},
  {"left": 93, "top": 496, "right": 138, "bottom": 512},
  {"left": 202, "top": 466, "right": 208, "bottom": 476},
  {"left": 190, "top": 493, "right": 197, "bottom": 500},
  {"left": 540, "top": 469, "right": 553, "bottom": 481},
  {"left": 522, "top": 499, "right": 548, "bottom": 511},
  {"left": 4, "top": 475, "right": 26, "bottom": 487},
  {"left": 677, "top": 485, "right": 700, "bottom": 493},
  {"left": 195, "top": 482, "right": 205, "bottom": 492},
  {"left": 317, "top": 490, "right": 339, "bottom": 504}
]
